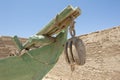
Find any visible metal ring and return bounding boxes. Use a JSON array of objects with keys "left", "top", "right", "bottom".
[{"left": 70, "top": 29, "right": 76, "bottom": 37}]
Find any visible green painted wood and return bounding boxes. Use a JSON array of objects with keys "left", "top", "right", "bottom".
[
  {"left": 23, "top": 35, "right": 55, "bottom": 49},
  {"left": 13, "top": 36, "right": 24, "bottom": 51},
  {"left": 0, "top": 29, "right": 67, "bottom": 80},
  {"left": 21, "top": 5, "right": 80, "bottom": 49},
  {"left": 36, "top": 5, "right": 81, "bottom": 36}
]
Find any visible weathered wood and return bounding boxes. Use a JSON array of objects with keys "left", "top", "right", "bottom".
[
  {"left": 23, "top": 35, "right": 55, "bottom": 49},
  {"left": 36, "top": 5, "right": 81, "bottom": 36}
]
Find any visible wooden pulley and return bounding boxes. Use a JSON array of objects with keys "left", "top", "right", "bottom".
[
  {"left": 64, "top": 37, "right": 86, "bottom": 66},
  {"left": 64, "top": 16, "right": 86, "bottom": 71}
]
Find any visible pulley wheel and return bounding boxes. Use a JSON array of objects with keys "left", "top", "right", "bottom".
[{"left": 64, "top": 37, "right": 86, "bottom": 65}]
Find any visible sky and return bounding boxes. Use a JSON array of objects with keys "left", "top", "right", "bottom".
[{"left": 0, "top": 0, "right": 120, "bottom": 38}]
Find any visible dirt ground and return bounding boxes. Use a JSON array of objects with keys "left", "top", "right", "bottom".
[{"left": 0, "top": 26, "right": 120, "bottom": 80}]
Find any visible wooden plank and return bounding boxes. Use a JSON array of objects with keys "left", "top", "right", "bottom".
[{"left": 36, "top": 5, "right": 81, "bottom": 36}]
